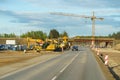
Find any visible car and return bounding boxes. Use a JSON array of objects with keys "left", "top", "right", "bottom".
[{"left": 72, "top": 45, "right": 78, "bottom": 51}]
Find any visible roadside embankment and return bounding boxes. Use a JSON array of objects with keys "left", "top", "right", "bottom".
[{"left": 92, "top": 48, "right": 120, "bottom": 80}]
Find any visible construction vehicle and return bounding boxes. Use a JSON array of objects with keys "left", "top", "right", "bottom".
[
  {"left": 27, "top": 37, "right": 43, "bottom": 52},
  {"left": 42, "top": 36, "right": 70, "bottom": 51},
  {"left": 42, "top": 39, "right": 58, "bottom": 51},
  {"left": 59, "top": 36, "right": 71, "bottom": 50},
  {"left": 53, "top": 36, "right": 71, "bottom": 51}
]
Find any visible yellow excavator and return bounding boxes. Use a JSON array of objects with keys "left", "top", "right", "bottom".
[
  {"left": 27, "top": 37, "right": 44, "bottom": 52},
  {"left": 59, "top": 36, "right": 70, "bottom": 50},
  {"left": 42, "top": 36, "right": 70, "bottom": 51}
]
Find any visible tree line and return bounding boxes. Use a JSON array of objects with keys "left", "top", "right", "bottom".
[
  {"left": 0, "top": 33, "right": 16, "bottom": 38},
  {"left": 108, "top": 31, "right": 120, "bottom": 39},
  {"left": 0, "top": 30, "right": 120, "bottom": 40},
  {"left": 0, "top": 29, "right": 68, "bottom": 40}
]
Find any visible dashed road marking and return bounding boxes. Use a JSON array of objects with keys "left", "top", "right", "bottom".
[
  {"left": 51, "top": 53, "right": 79, "bottom": 80},
  {"left": 51, "top": 76, "right": 57, "bottom": 80},
  {"left": 60, "top": 53, "right": 79, "bottom": 73}
]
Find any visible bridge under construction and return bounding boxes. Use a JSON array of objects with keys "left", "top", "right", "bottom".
[{"left": 70, "top": 38, "right": 115, "bottom": 48}]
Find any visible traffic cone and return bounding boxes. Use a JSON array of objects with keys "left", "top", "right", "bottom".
[
  {"left": 105, "top": 54, "right": 108, "bottom": 60},
  {"left": 97, "top": 49, "right": 100, "bottom": 56},
  {"left": 24, "top": 49, "right": 26, "bottom": 53},
  {"left": 105, "top": 60, "right": 108, "bottom": 65},
  {"left": 104, "top": 54, "right": 108, "bottom": 65}
]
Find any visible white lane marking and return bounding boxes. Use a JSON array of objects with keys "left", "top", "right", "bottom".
[
  {"left": 0, "top": 55, "right": 61, "bottom": 79},
  {"left": 51, "top": 76, "right": 57, "bottom": 80},
  {"left": 51, "top": 54, "right": 79, "bottom": 80},
  {"left": 60, "top": 54, "right": 79, "bottom": 73}
]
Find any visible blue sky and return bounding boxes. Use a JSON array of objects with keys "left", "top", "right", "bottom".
[{"left": 0, "top": 0, "right": 120, "bottom": 37}]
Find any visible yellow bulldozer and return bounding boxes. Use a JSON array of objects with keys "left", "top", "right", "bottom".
[{"left": 42, "top": 38, "right": 58, "bottom": 51}]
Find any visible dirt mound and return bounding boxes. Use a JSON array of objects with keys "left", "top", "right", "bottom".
[{"left": 114, "top": 44, "right": 120, "bottom": 51}]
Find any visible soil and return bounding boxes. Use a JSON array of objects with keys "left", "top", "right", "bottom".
[{"left": 0, "top": 50, "right": 61, "bottom": 76}]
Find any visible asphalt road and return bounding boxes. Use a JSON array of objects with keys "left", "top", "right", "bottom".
[{"left": 0, "top": 47, "right": 106, "bottom": 80}]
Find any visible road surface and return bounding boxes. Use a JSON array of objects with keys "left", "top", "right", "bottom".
[{"left": 0, "top": 47, "right": 106, "bottom": 80}]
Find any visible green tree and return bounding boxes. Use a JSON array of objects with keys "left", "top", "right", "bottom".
[
  {"left": 20, "top": 30, "right": 47, "bottom": 40},
  {"left": 0, "top": 33, "right": 17, "bottom": 38},
  {"left": 48, "top": 29, "right": 59, "bottom": 39},
  {"left": 60, "top": 31, "right": 68, "bottom": 37},
  {"left": 108, "top": 31, "right": 120, "bottom": 39},
  {"left": 9, "top": 33, "right": 17, "bottom": 38}
]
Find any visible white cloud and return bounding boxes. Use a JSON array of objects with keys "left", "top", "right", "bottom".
[
  {"left": 0, "top": 0, "right": 120, "bottom": 37},
  {"left": 95, "top": 25, "right": 120, "bottom": 36}
]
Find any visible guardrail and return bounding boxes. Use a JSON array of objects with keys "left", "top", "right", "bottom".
[{"left": 92, "top": 48, "right": 120, "bottom": 80}]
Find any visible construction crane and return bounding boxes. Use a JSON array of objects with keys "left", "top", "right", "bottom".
[{"left": 50, "top": 11, "right": 104, "bottom": 47}]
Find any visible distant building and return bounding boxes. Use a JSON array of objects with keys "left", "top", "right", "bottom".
[{"left": 0, "top": 38, "right": 27, "bottom": 45}]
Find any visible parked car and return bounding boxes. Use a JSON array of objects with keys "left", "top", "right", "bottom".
[
  {"left": 0, "top": 44, "right": 5, "bottom": 50},
  {"left": 72, "top": 45, "right": 78, "bottom": 51}
]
